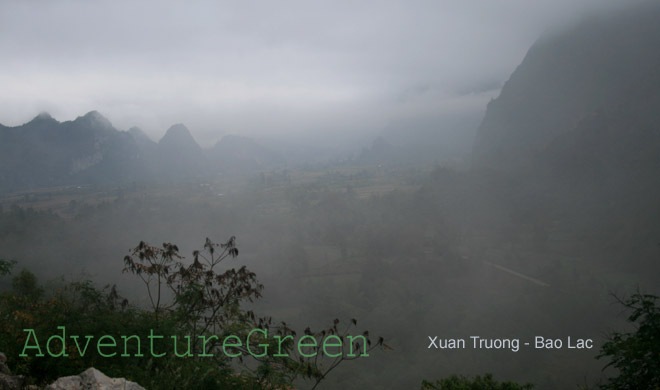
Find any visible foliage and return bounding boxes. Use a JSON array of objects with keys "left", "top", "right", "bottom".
[
  {"left": 11, "top": 268, "right": 44, "bottom": 300},
  {"left": 0, "top": 259, "right": 15, "bottom": 276},
  {"left": 597, "top": 292, "right": 660, "bottom": 390},
  {"left": 123, "top": 237, "right": 387, "bottom": 389},
  {"left": 421, "top": 374, "right": 533, "bottom": 390},
  {"left": 0, "top": 237, "right": 385, "bottom": 389}
]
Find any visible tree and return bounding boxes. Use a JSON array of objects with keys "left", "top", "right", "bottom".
[
  {"left": 0, "top": 259, "right": 15, "bottom": 276},
  {"left": 0, "top": 237, "right": 386, "bottom": 389},
  {"left": 123, "top": 236, "right": 387, "bottom": 389},
  {"left": 11, "top": 268, "right": 43, "bottom": 300},
  {"left": 597, "top": 292, "right": 660, "bottom": 390}
]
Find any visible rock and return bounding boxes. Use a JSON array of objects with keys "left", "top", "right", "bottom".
[
  {"left": 45, "top": 368, "right": 145, "bottom": 390},
  {"left": 0, "top": 374, "right": 24, "bottom": 390},
  {"left": 0, "top": 352, "right": 9, "bottom": 374},
  {"left": 0, "top": 352, "right": 25, "bottom": 390},
  {"left": 44, "top": 375, "right": 81, "bottom": 390}
]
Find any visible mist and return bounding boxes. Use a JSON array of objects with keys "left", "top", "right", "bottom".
[
  {"left": 1, "top": 1, "right": 659, "bottom": 390},
  {"left": 0, "top": 0, "right": 625, "bottom": 146}
]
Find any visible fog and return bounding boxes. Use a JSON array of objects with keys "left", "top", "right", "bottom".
[
  {"left": 1, "top": 1, "right": 659, "bottom": 389},
  {"left": 0, "top": 0, "right": 625, "bottom": 145}
]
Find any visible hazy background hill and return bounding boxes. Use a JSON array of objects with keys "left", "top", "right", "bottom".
[
  {"left": 472, "top": 1, "right": 660, "bottom": 175},
  {"left": 469, "top": 0, "right": 660, "bottom": 274},
  {"left": 156, "top": 123, "right": 207, "bottom": 179},
  {"left": 0, "top": 111, "right": 145, "bottom": 192},
  {"left": 0, "top": 113, "right": 288, "bottom": 192}
]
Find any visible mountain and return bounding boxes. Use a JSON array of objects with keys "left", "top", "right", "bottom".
[
  {"left": 158, "top": 124, "right": 201, "bottom": 154},
  {"left": 128, "top": 126, "right": 156, "bottom": 149},
  {"left": 0, "top": 112, "right": 291, "bottom": 191},
  {"left": 472, "top": 1, "right": 660, "bottom": 175},
  {"left": 0, "top": 111, "right": 145, "bottom": 192},
  {"left": 156, "top": 124, "right": 207, "bottom": 178},
  {"left": 468, "top": 1, "right": 660, "bottom": 269}
]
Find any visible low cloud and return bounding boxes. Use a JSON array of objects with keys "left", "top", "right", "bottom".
[{"left": 0, "top": 0, "right": 627, "bottom": 144}]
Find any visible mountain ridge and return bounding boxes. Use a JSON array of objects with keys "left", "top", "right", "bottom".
[
  {"left": 468, "top": 0, "right": 660, "bottom": 270},
  {"left": 472, "top": 1, "right": 660, "bottom": 174},
  {"left": 0, "top": 112, "right": 279, "bottom": 192}
]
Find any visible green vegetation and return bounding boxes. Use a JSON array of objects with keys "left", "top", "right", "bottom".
[
  {"left": 0, "top": 259, "right": 15, "bottom": 276},
  {"left": 597, "top": 292, "right": 660, "bottom": 390},
  {"left": 422, "top": 374, "right": 533, "bottom": 390},
  {"left": 0, "top": 237, "right": 385, "bottom": 389}
]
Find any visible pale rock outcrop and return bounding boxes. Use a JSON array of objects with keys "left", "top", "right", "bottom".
[{"left": 45, "top": 368, "right": 145, "bottom": 390}]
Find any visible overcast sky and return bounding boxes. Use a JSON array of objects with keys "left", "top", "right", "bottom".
[{"left": 0, "top": 0, "right": 625, "bottom": 145}]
